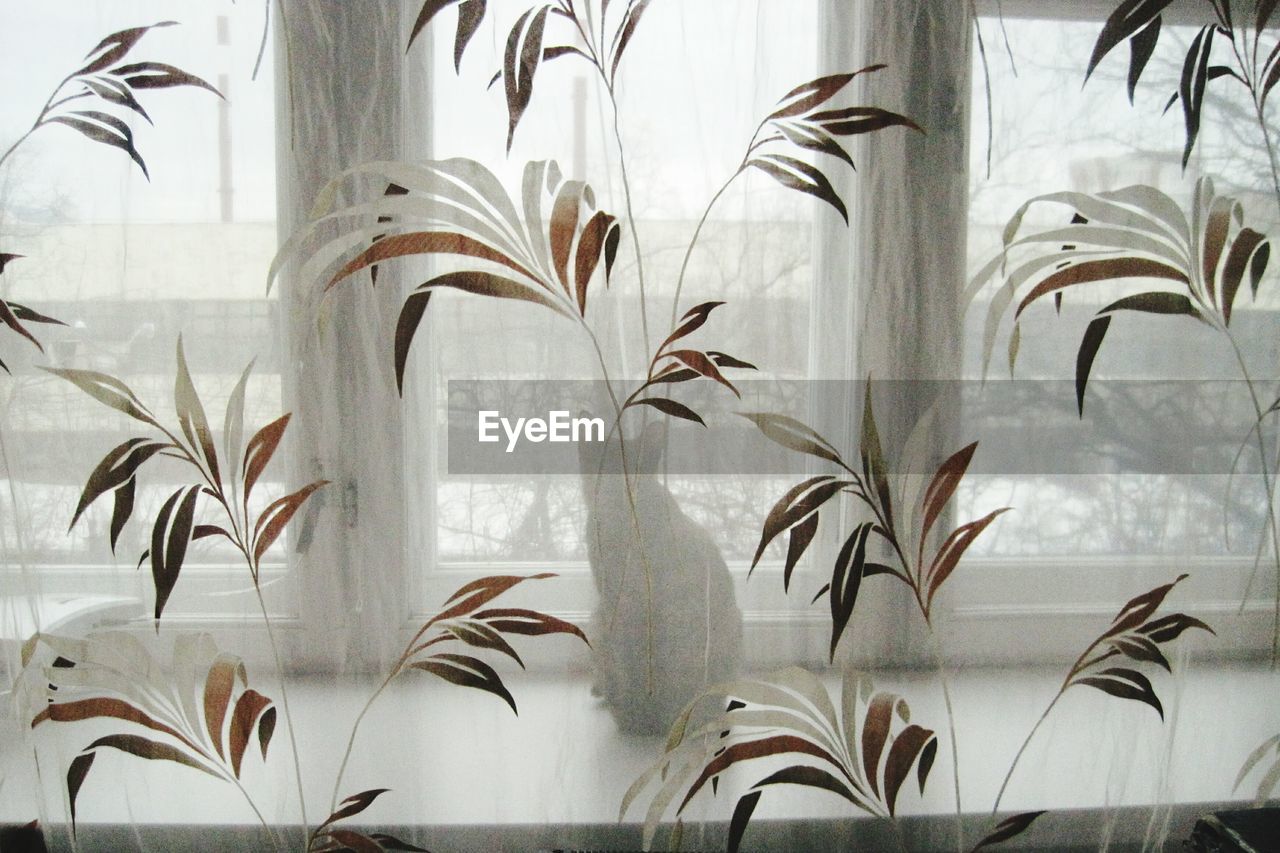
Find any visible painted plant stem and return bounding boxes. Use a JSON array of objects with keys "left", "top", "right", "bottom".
[
  {"left": 670, "top": 166, "right": 744, "bottom": 329},
  {"left": 669, "top": 119, "right": 766, "bottom": 328},
  {"left": 607, "top": 88, "right": 651, "bottom": 353},
  {"left": 926, "top": 626, "right": 965, "bottom": 853},
  {"left": 153, "top": 417, "right": 312, "bottom": 831},
  {"left": 991, "top": 691, "right": 1061, "bottom": 817},
  {"left": 1220, "top": 328, "right": 1280, "bottom": 663}
]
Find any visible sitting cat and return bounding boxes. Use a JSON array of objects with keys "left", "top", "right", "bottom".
[{"left": 578, "top": 418, "right": 743, "bottom": 735}]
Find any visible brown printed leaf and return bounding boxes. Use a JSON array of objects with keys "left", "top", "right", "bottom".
[
  {"left": 645, "top": 365, "right": 700, "bottom": 386},
  {"left": 411, "top": 270, "right": 574, "bottom": 319},
  {"left": 444, "top": 621, "right": 525, "bottom": 668},
  {"left": 1073, "top": 667, "right": 1164, "bottom": 718},
  {"left": 1108, "top": 634, "right": 1170, "bottom": 671},
  {"left": 737, "top": 412, "right": 845, "bottom": 468},
  {"left": 1075, "top": 315, "right": 1112, "bottom": 416},
  {"left": 574, "top": 211, "right": 617, "bottom": 315},
  {"left": 1138, "top": 612, "right": 1214, "bottom": 642},
  {"left": 175, "top": 337, "right": 220, "bottom": 487},
  {"left": 707, "top": 351, "right": 757, "bottom": 370},
  {"left": 243, "top": 413, "right": 291, "bottom": 500},
  {"left": 1102, "top": 574, "right": 1188, "bottom": 639},
  {"left": 1098, "top": 291, "right": 1201, "bottom": 318},
  {"left": 808, "top": 105, "right": 922, "bottom": 136},
  {"left": 321, "top": 788, "right": 392, "bottom": 829},
  {"left": 75, "top": 21, "right": 177, "bottom": 77},
  {"left": 412, "top": 653, "right": 518, "bottom": 713},
  {"left": 677, "top": 735, "right": 854, "bottom": 814},
  {"left": 829, "top": 523, "right": 875, "bottom": 661},
  {"left": 408, "top": 0, "right": 461, "bottom": 51},
  {"left": 659, "top": 301, "right": 725, "bottom": 353},
  {"left": 71, "top": 438, "right": 166, "bottom": 530},
  {"left": 46, "top": 113, "right": 149, "bottom": 179},
  {"left": 1251, "top": 243, "right": 1270, "bottom": 298},
  {"left": 203, "top": 653, "right": 240, "bottom": 760},
  {"left": 0, "top": 299, "right": 45, "bottom": 351},
  {"left": 395, "top": 289, "right": 432, "bottom": 396},
  {"left": 1178, "top": 27, "right": 1214, "bottom": 167},
  {"left": 548, "top": 180, "right": 585, "bottom": 293},
  {"left": 860, "top": 383, "right": 894, "bottom": 532},
  {"left": 749, "top": 154, "right": 848, "bottom": 224},
  {"left": 1014, "top": 257, "right": 1189, "bottom": 318},
  {"left": 228, "top": 689, "right": 272, "bottom": 778},
  {"left": 919, "top": 442, "right": 978, "bottom": 547},
  {"left": 33, "top": 697, "right": 199, "bottom": 754},
  {"left": 67, "top": 752, "right": 96, "bottom": 831},
  {"left": 1086, "top": 0, "right": 1176, "bottom": 80},
  {"left": 253, "top": 480, "right": 328, "bottom": 563},
  {"left": 630, "top": 397, "right": 706, "bottom": 426},
  {"left": 750, "top": 476, "right": 851, "bottom": 570},
  {"left": 663, "top": 349, "right": 739, "bottom": 397},
  {"left": 192, "top": 524, "right": 234, "bottom": 544},
  {"left": 111, "top": 61, "right": 220, "bottom": 95},
  {"left": 43, "top": 367, "right": 159, "bottom": 427},
  {"left": 609, "top": 0, "right": 653, "bottom": 83},
  {"left": 925, "top": 508, "right": 1010, "bottom": 609},
  {"left": 1260, "top": 0, "right": 1279, "bottom": 30},
  {"left": 109, "top": 477, "right": 137, "bottom": 553},
  {"left": 769, "top": 68, "right": 883, "bottom": 120},
  {"left": 1202, "top": 198, "right": 1234, "bottom": 300},
  {"left": 454, "top": 0, "right": 486, "bottom": 70},
  {"left": 861, "top": 694, "right": 895, "bottom": 798},
  {"left": 775, "top": 122, "right": 854, "bottom": 169},
  {"left": 726, "top": 790, "right": 762, "bottom": 853},
  {"left": 369, "top": 833, "right": 430, "bottom": 851},
  {"left": 883, "top": 724, "right": 935, "bottom": 815},
  {"left": 783, "top": 512, "right": 818, "bottom": 593},
  {"left": 749, "top": 766, "right": 859, "bottom": 807},
  {"left": 431, "top": 573, "right": 555, "bottom": 627},
  {"left": 1221, "top": 229, "right": 1267, "bottom": 325},
  {"left": 973, "top": 811, "right": 1048, "bottom": 850},
  {"left": 7, "top": 301, "right": 66, "bottom": 326},
  {"left": 86, "top": 733, "right": 216, "bottom": 776},
  {"left": 503, "top": 6, "right": 551, "bottom": 152},
  {"left": 326, "top": 231, "right": 540, "bottom": 293},
  {"left": 324, "top": 829, "right": 385, "bottom": 853},
  {"left": 474, "top": 607, "right": 589, "bottom": 644},
  {"left": 257, "top": 706, "right": 276, "bottom": 759},
  {"left": 152, "top": 485, "right": 202, "bottom": 622},
  {"left": 1127, "top": 15, "right": 1162, "bottom": 102}
]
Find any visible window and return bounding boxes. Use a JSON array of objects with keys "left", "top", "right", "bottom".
[
  {"left": 405, "top": 0, "right": 843, "bottom": 661},
  {"left": 946, "top": 3, "right": 1277, "bottom": 661},
  {"left": 0, "top": 5, "right": 288, "bottom": 638}
]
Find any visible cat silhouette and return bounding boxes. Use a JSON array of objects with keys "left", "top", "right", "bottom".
[{"left": 578, "top": 418, "right": 743, "bottom": 735}]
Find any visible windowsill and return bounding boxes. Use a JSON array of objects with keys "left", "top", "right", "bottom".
[{"left": 2, "top": 661, "right": 1272, "bottom": 841}]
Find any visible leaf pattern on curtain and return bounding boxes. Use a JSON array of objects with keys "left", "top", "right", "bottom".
[
  {"left": 622, "top": 668, "right": 938, "bottom": 852},
  {"left": 48, "top": 341, "right": 327, "bottom": 621},
  {"left": 1, "top": 1, "right": 1275, "bottom": 849},
  {"left": 0, "top": 254, "right": 65, "bottom": 374},
  {"left": 0, "top": 20, "right": 220, "bottom": 180},
  {"left": 1086, "top": 0, "right": 1280, "bottom": 173},
  {"left": 18, "top": 633, "right": 278, "bottom": 835},
  {"left": 969, "top": 179, "right": 1271, "bottom": 412},
  {"left": 741, "top": 388, "right": 1006, "bottom": 653}
]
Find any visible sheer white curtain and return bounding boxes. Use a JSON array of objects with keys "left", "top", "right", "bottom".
[{"left": 1, "top": 1, "right": 1277, "bottom": 851}]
